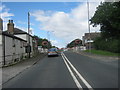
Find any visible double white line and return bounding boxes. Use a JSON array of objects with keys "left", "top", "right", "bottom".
[{"left": 61, "top": 52, "right": 93, "bottom": 90}]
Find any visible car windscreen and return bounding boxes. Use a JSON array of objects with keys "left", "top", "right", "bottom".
[{"left": 48, "top": 48, "right": 57, "bottom": 52}]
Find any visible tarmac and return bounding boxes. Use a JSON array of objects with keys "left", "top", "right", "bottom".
[
  {"left": 1, "top": 50, "right": 119, "bottom": 89},
  {"left": 2, "top": 53, "right": 46, "bottom": 86}
]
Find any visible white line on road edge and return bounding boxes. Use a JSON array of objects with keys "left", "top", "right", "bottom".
[
  {"left": 61, "top": 54, "right": 83, "bottom": 90},
  {"left": 62, "top": 52, "right": 93, "bottom": 90}
]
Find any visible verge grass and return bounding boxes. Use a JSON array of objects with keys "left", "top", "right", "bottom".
[{"left": 84, "top": 49, "right": 120, "bottom": 56}]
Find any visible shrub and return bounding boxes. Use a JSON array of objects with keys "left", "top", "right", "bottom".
[{"left": 93, "top": 37, "right": 119, "bottom": 53}]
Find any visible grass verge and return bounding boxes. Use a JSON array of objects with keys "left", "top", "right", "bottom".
[{"left": 84, "top": 49, "right": 120, "bottom": 56}]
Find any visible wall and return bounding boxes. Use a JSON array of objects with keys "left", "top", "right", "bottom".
[
  {"left": 15, "top": 34, "right": 27, "bottom": 41},
  {"left": 0, "top": 34, "right": 2, "bottom": 67},
  {"left": 27, "top": 34, "right": 33, "bottom": 54},
  {"left": 15, "top": 34, "right": 33, "bottom": 57},
  {"left": 4, "top": 35, "right": 26, "bottom": 65},
  {"left": 4, "top": 36, "right": 13, "bottom": 65}
]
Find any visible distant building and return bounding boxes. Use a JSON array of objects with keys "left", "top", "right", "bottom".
[{"left": 82, "top": 32, "right": 100, "bottom": 49}]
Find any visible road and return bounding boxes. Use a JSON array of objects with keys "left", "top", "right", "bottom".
[{"left": 3, "top": 51, "right": 118, "bottom": 89}]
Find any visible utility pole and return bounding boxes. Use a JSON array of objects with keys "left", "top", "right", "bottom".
[
  {"left": 28, "top": 12, "right": 31, "bottom": 58},
  {"left": 87, "top": 0, "right": 91, "bottom": 53}
]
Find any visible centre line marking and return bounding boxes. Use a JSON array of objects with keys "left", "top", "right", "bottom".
[
  {"left": 61, "top": 53, "right": 83, "bottom": 90},
  {"left": 62, "top": 52, "right": 93, "bottom": 90}
]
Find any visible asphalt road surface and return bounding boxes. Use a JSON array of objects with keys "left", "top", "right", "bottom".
[{"left": 3, "top": 51, "right": 119, "bottom": 89}]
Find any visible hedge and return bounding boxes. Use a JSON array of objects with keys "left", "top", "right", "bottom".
[{"left": 93, "top": 37, "right": 119, "bottom": 53}]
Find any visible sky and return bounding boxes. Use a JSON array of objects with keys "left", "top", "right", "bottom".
[{"left": 0, "top": 1, "right": 104, "bottom": 48}]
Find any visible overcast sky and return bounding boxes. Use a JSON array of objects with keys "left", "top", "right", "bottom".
[{"left": 0, "top": 1, "right": 105, "bottom": 48}]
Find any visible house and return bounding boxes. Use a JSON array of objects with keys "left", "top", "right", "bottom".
[
  {"left": 0, "top": 19, "right": 33, "bottom": 66},
  {"left": 4, "top": 19, "right": 38, "bottom": 56},
  {"left": 2, "top": 31, "right": 27, "bottom": 65},
  {"left": 0, "top": 18, "right": 39, "bottom": 66},
  {"left": 0, "top": 19, "right": 28, "bottom": 66},
  {"left": 0, "top": 18, "right": 3, "bottom": 67},
  {"left": 13, "top": 28, "right": 34, "bottom": 56},
  {"left": 82, "top": 32, "right": 100, "bottom": 49},
  {"left": 13, "top": 28, "right": 38, "bottom": 56}
]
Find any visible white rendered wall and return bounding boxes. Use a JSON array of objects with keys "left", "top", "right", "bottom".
[
  {"left": 15, "top": 34, "right": 27, "bottom": 41},
  {"left": 0, "top": 34, "right": 2, "bottom": 67},
  {"left": 15, "top": 34, "right": 33, "bottom": 53},
  {"left": 4, "top": 36, "right": 26, "bottom": 65}
]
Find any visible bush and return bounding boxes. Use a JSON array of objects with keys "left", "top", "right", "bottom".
[{"left": 93, "top": 37, "right": 119, "bottom": 53}]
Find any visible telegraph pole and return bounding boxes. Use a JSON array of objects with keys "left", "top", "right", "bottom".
[
  {"left": 28, "top": 12, "right": 31, "bottom": 58},
  {"left": 87, "top": 0, "right": 91, "bottom": 53}
]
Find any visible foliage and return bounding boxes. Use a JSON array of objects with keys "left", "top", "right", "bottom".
[
  {"left": 67, "top": 39, "right": 82, "bottom": 48},
  {"left": 93, "top": 37, "right": 119, "bottom": 53},
  {"left": 33, "top": 35, "right": 52, "bottom": 49},
  {"left": 90, "top": 2, "right": 120, "bottom": 53},
  {"left": 90, "top": 2, "right": 120, "bottom": 39}
]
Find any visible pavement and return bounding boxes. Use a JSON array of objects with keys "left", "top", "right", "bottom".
[{"left": 2, "top": 53, "right": 46, "bottom": 85}]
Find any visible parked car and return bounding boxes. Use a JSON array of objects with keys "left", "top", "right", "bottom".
[{"left": 48, "top": 48, "right": 59, "bottom": 57}]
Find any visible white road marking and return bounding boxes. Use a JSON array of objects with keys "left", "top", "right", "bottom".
[
  {"left": 62, "top": 52, "right": 93, "bottom": 90},
  {"left": 61, "top": 54, "right": 83, "bottom": 90}
]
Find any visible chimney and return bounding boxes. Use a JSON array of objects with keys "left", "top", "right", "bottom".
[
  {"left": 7, "top": 20, "right": 14, "bottom": 34},
  {"left": 0, "top": 18, "right": 3, "bottom": 32}
]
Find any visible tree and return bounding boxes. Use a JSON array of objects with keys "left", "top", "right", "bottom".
[
  {"left": 90, "top": 2, "right": 120, "bottom": 39},
  {"left": 67, "top": 39, "right": 82, "bottom": 48},
  {"left": 90, "top": 2, "right": 120, "bottom": 53},
  {"left": 33, "top": 35, "right": 52, "bottom": 49},
  {"left": 42, "top": 39, "right": 52, "bottom": 49}
]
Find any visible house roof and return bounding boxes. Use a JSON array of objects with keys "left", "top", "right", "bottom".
[
  {"left": 14, "top": 28, "right": 33, "bottom": 37},
  {"left": 84, "top": 32, "right": 101, "bottom": 40},
  {"left": 14, "top": 28, "right": 28, "bottom": 34},
  {"left": 2, "top": 32, "right": 27, "bottom": 42},
  {"left": 4, "top": 28, "right": 27, "bottom": 34},
  {"left": 4, "top": 28, "right": 33, "bottom": 37}
]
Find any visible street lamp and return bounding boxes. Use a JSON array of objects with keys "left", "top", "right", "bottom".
[
  {"left": 47, "top": 31, "right": 54, "bottom": 48},
  {"left": 47, "top": 31, "right": 54, "bottom": 42},
  {"left": 87, "top": 0, "right": 91, "bottom": 53}
]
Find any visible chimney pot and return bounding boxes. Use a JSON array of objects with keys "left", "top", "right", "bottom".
[
  {"left": 7, "top": 20, "right": 14, "bottom": 34},
  {"left": 9, "top": 20, "right": 11, "bottom": 23},
  {"left": 11, "top": 20, "right": 13, "bottom": 23}
]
